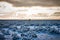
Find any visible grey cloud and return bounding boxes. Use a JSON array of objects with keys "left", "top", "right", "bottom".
[{"left": 0, "top": 0, "right": 60, "bottom": 7}]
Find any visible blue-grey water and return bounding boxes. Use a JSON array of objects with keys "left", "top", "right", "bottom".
[{"left": 0, "top": 20, "right": 60, "bottom": 40}]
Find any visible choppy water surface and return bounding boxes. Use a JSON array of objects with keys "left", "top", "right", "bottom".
[{"left": 0, "top": 20, "right": 60, "bottom": 40}]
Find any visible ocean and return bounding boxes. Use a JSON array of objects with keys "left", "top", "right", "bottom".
[{"left": 0, "top": 20, "right": 60, "bottom": 40}]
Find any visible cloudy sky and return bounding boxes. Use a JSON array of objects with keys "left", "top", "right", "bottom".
[
  {"left": 0, "top": 0, "right": 60, "bottom": 19},
  {"left": 0, "top": 0, "right": 60, "bottom": 7}
]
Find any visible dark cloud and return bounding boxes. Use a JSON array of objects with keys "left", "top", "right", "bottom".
[{"left": 0, "top": 0, "right": 60, "bottom": 7}]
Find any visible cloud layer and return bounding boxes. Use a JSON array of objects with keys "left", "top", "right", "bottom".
[
  {"left": 0, "top": 0, "right": 60, "bottom": 7},
  {"left": 0, "top": 2, "right": 60, "bottom": 15},
  {"left": 0, "top": 1, "right": 60, "bottom": 19}
]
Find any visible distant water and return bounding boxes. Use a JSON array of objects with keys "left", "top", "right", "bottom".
[{"left": 0, "top": 20, "right": 60, "bottom": 40}]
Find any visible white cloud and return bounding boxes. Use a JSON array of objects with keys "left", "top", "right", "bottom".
[
  {"left": 0, "top": 2, "right": 15, "bottom": 16},
  {"left": 0, "top": 1, "right": 60, "bottom": 16},
  {"left": 15, "top": 6, "right": 60, "bottom": 16}
]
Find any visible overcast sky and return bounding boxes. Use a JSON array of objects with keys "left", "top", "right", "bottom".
[
  {"left": 0, "top": 0, "right": 60, "bottom": 17},
  {"left": 0, "top": 0, "right": 60, "bottom": 7},
  {"left": 0, "top": 1, "right": 60, "bottom": 15},
  {"left": 0, "top": 0, "right": 60, "bottom": 19}
]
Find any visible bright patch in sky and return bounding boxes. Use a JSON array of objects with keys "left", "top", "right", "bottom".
[{"left": 0, "top": 2, "right": 60, "bottom": 16}]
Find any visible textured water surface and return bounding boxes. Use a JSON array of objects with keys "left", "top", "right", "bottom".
[{"left": 0, "top": 20, "right": 60, "bottom": 40}]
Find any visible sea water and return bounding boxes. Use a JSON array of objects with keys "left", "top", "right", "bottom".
[{"left": 0, "top": 20, "right": 60, "bottom": 40}]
